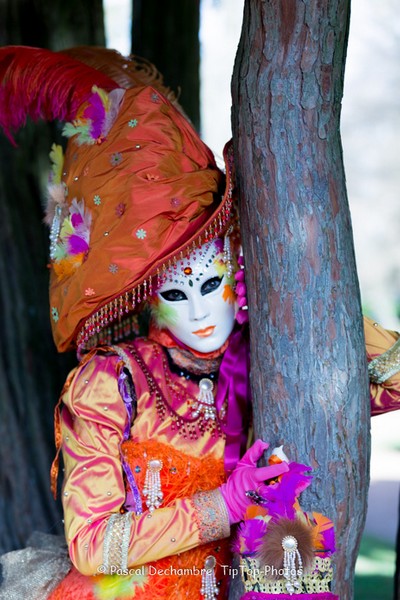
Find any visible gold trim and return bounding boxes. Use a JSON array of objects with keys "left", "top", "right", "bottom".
[
  {"left": 368, "top": 336, "right": 400, "bottom": 383},
  {"left": 241, "top": 555, "right": 333, "bottom": 594}
]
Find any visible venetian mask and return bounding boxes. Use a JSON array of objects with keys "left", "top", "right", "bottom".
[{"left": 153, "top": 239, "right": 236, "bottom": 353}]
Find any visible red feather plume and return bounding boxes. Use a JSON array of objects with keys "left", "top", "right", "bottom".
[{"left": 0, "top": 46, "right": 118, "bottom": 143}]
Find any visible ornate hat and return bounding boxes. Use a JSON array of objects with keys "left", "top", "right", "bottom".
[{"left": 0, "top": 46, "right": 234, "bottom": 353}]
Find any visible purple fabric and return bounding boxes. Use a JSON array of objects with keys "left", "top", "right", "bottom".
[
  {"left": 240, "top": 593, "right": 338, "bottom": 600},
  {"left": 216, "top": 326, "right": 250, "bottom": 473},
  {"left": 117, "top": 369, "right": 143, "bottom": 515}
]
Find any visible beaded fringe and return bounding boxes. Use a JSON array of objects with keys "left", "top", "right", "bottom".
[{"left": 77, "top": 193, "right": 233, "bottom": 352}]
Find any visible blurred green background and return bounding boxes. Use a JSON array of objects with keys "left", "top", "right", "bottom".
[{"left": 355, "top": 535, "right": 396, "bottom": 599}]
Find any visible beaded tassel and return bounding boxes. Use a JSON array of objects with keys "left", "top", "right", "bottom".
[
  {"left": 223, "top": 230, "right": 233, "bottom": 278},
  {"left": 49, "top": 205, "right": 62, "bottom": 260},
  {"left": 191, "top": 378, "right": 217, "bottom": 420},
  {"left": 201, "top": 555, "right": 219, "bottom": 600},
  {"left": 143, "top": 459, "right": 163, "bottom": 512},
  {"left": 282, "top": 535, "right": 303, "bottom": 594}
]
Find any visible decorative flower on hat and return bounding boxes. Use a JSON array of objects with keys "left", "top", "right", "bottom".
[{"left": 52, "top": 199, "right": 92, "bottom": 280}]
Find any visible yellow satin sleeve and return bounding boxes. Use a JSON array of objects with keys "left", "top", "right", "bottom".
[
  {"left": 364, "top": 316, "right": 400, "bottom": 416},
  {"left": 60, "top": 350, "right": 229, "bottom": 576}
]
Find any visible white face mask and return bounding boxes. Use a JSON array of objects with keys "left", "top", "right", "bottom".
[{"left": 155, "top": 240, "right": 236, "bottom": 353}]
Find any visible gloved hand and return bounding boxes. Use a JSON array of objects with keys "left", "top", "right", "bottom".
[{"left": 220, "top": 440, "right": 289, "bottom": 524}]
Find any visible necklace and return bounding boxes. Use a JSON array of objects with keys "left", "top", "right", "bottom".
[
  {"left": 165, "top": 347, "right": 219, "bottom": 383},
  {"left": 128, "top": 342, "right": 225, "bottom": 440}
]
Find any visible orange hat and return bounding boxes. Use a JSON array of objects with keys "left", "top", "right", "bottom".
[{"left": 0, "top": 47, "right": 234, "bottom": 353}]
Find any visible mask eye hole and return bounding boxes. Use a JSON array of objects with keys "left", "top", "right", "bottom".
[
  {"left": 201, "top": 276, "right": 223, "bottom": 296},
  {"left": 159, "top": 289, "right": 188, "bottom": 302}
]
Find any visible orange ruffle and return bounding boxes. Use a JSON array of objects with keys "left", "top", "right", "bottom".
[{"left": 49, "top": 440, "right": 231, "bottom": 600}]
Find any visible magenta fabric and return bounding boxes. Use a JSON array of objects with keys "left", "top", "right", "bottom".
[
  {"left": 241, "top": 593, "right": 339, "bottom": 600},
  {"left": 216, "top": 326, "right": 251, "bottom": 472}
]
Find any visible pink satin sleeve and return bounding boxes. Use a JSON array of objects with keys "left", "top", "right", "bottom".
[
  {"left": 60, "top": 353, "right": 229, "bottom": 576},
  {"left": 364, "top": 316, "right": 400, "bottom": 416}
]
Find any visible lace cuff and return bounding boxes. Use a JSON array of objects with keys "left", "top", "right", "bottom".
[
  {"left": 191, "top": 489, "right": 230, "bottom": 544},
  {"left": 102, "top": 512, "right": 132, "bottom": 573},
  {"left": 368, "top": 336, "right": 400, "bottom": 383}
]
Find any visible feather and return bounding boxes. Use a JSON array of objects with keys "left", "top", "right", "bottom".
[
  {"left": 83, "top": 87, "right": 108, "bottom": 140},
  {"left": 0, "top": 46, "right": 118, "bottom": 143},
  {"left": 150, "top": 297, "right": 179, "bottom": 328},
  {"left": 44, "top": 183, "right": 68, "bottom": 226},
  {"left": 51, "top": 198, "right": 92, "bottom": 280},
  {"left": 232, "top": 518, "right": 268, "bottom": 555},
  {"left": 62, "top": 122, "right": 95, "bottom": 145},
  {"left": 53, "top": 253, "right": 86, "bottom": 280},
  {"left": 49, "top": 143, "right": 64, "bottom": 184},
  {"left": 93, "top": 571, "right": 147, "bottom": 600},
  {"left": 311, "top": 512, "right": 336, "bottom": 555},
  {"left": 222, "top": 284, "right": 236, "bottom": 304},
  {"left": 62, "top": 86, "right": 124, "bottom": 144},
  {"left": 60, "top": 46, "right": 188, "bottom": 117},
  {"left": 258, "top": 462, "right": 313, "bottom": 520},
  {"left": 257, "top": 517, "right": 315, "bottom": 578}
]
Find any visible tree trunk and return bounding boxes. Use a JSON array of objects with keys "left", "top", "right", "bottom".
[
  {"left": 0, "top": 0, "right": 105, "bottom": 553},
  {"left": 231, "top": 1, "right": 370, "bottom": 599},
  {"left": 131, "top": 0, "right": 201, "bottom": 131}
]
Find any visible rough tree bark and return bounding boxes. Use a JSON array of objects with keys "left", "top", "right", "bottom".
[
  {"left": 131, "top": 0, "right": 201, "bottom": 131},
  {"left": 0, "top": 0, "right": 105, "bottom": 553},
  {"left": 231, "top": 1, "right": 370, "bottom": 599}
]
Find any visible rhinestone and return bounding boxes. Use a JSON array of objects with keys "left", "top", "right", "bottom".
[
  {"left": 74, "top": 176, "right": 79, "bottom": 181},
  {"left": 171, "top": 537, "right": 176, "bottom": 542},
  {"left": 107, "top": 492, "right": 112, "bottom": 496},
  {"left": 199, "top": 378, "right": 213, "bottom": 393},
  {"left": 103, "top": 406, "right": 108, "bottom": 411},
  {"left": 87, "top": 518, "right": 92, "bottom": 524},
  {"left": 148, "top": 459, "right": 162, "bottom": 471},
  {"left": 205, "top": 555, "right": 216, "bottom": 569},
  {"left": 64, "top": 491, "right": 69, "bottom": 496},
  {"left": 282, "top": 535, "right": 297, "bottom": 551}
]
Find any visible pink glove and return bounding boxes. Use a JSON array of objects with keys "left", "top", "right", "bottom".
[{"left": 220, "top": 440, "right": 289, "bottom": 524}]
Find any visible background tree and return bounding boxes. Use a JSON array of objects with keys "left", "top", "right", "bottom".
[
  {"left": 0, "top": 0, "right": 105, "bottom": 553},
  {"left": 131, "top": 0, "right": 201, "bottom": 130},
  {"left": 231, "top": 1, "right": 370, "bottom": 599}
]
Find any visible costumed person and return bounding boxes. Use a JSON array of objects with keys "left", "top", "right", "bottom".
[
  {"left": 1, "top": 46, "right": 398, "bottom": 600},
  {"left": 0, "top": 46, "right": 293, "bottom": 600}
]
